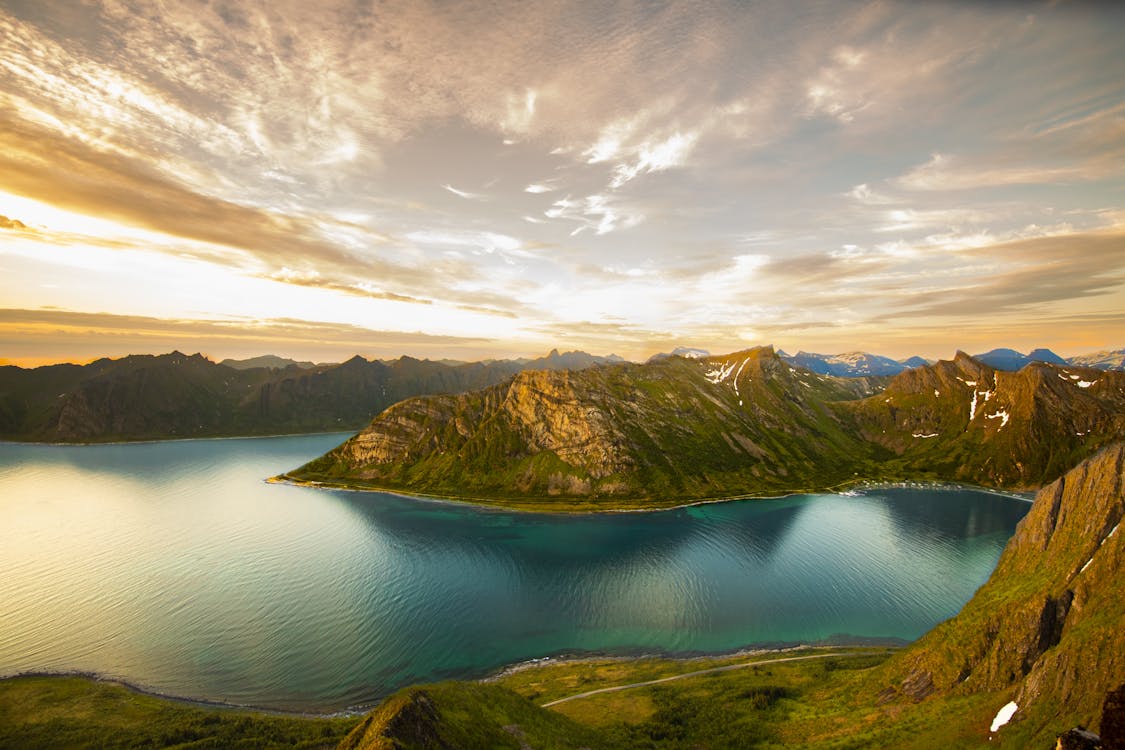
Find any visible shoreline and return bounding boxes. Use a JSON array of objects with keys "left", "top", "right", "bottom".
[
  {"left": 0, "top": 430, "right": 356, "bottom": 448},
  {"left": 2, "top": 640, "right": 904, "bottom": 718},
  {"left": 0, "top": 670, "right": 364, "bottom": 718},
  {"left": 272, "top": 473, "right": 1036, "bottom": 515}
]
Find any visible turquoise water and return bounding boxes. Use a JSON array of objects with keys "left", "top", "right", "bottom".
[{"left": 0, "top": 434, "right": 1029, "bottom": 711}]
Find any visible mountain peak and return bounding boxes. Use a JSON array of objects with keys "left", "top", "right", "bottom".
[{"left": 1028, "top": 348, "right": 1067, "bottom": 365}]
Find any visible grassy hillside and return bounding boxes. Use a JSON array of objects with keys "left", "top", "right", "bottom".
[
  {"left": 287, "top": 348, "right": 1124, "bottom": 507},
  {"left": 0, "top": 676, "right": 358, "bottom": 749},
  {"left": 286, "top": 347, "right": 890, "bottom": 508},
  {"left": 337, "top": 683, "right": 600, "bottom": 750}
]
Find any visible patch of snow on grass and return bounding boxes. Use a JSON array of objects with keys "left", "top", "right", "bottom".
[
  {"left": 990, "top": 701, "right": 1018, "bottom": 732},
  {"left": 985, "top": 410, "right": 1010, "bottom": 427},
  {"left": 704, "top": 360, "right": 737, "bottom": 384},
  {"left": 934, "top": 389, "right": 940, "bottom": 397},
  {"left": 969, "top": 390, "right": 979, "bottom": 420},
  {"left": 912, "top": 432, "right": 939, "bottom": 438},
  {"left": 1077, "top": 380, "right": 1095, "bottom": 388},
  {"left": 732, "top": 357, "right": 751, "bottom": 396}
]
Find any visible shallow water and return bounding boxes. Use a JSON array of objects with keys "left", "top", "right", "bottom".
[{"left": 0, "top": 434, "right": 1029, "bottom": 711}]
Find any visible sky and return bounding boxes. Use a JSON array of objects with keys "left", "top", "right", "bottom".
[{"left": 1, "top": 0, "right": 1123, "bottom": 367}]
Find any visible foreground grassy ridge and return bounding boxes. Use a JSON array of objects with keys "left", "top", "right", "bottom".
[
  {"left": 492, "top": 647, "right": 1067, "bottom": 749},
  {"left": 0, "top": 676, "right": 358, "bottom": 750},
  {"left": 337, "top": 682, "right": 601, "bottom": 750},
  {"left": 0, "top": 647, "right": 1109, "bottom": 748}
]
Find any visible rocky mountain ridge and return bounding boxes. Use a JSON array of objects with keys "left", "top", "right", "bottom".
[
  {"left": 0, "top": 349, "right": 621, "bottom": 442},
  {"left": 289, "top": 348, "right": 1125, "bottom": 504},
  {"left": 290, "top": 347, "right": 886, "bottom": 505}
]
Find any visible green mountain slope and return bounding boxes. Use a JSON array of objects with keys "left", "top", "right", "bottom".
[
  {"left": 869, "top": 443, "right": 1125, "bottom": 746},
  {"left": 288, "top": 348, "right": 1124, "bottom": 505},
  {"left": 286, "top": 347, "right": 887, "bottom": 507},
  {"left": 836, "top": 351, "right": 1125, "bottom": 488}
]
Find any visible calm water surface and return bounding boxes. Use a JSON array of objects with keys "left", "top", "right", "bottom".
[{"left": 0, "top": 434, "right": 1029, "bottom": 711}]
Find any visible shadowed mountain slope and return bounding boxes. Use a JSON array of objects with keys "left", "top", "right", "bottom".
[{"left": 0, "top": 351, "right": 620, "bottom": 442}]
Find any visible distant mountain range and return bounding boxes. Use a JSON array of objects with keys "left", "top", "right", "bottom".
[
  {"left": 1066, "top": 348, "right": 1125, "bottom": 371},
  {"left": 286, "top": 348, "right": 1125, "bottom": 504},
  {"left": 780, "top": 350, "right": 923, "bottom": 377},
  {"left": 219, "top": 354, "right": 320, "bottom": 370},
  {"left": 3, "top": 344, "right": 1121, "bottom": 443},
  {"left": 654, "top": 346, "right": 1124, "bottom": 377},
  {"left": 0, "top": 349, "right": 622, "bottom": 442}
]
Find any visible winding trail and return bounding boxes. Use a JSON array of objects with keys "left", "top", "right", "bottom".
[{"left": 541, "top": 651, "right": 880, "bottom": 708}]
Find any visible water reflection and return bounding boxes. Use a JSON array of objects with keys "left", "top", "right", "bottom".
[{"left": 0, "top": 436, "right": 1029, "bottom": 711}]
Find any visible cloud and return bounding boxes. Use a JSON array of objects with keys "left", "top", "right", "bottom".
[
  {"left": 609, "top": 130, "right": 700, "bottom": 188},
  {"left": 0, "top": 112, "right": 534, "bottom": 315},
  {"left": 0, "top": 307, "right": 497, "bottom": 365},
  {"left": 880, "top": 229, "right": 1125, "bottom": 319},
  {"left": 0, "top": 1, "right": 1122, "bottom": 363},
  {"left": 544, "top": 193, "right": 645, "bottom": 236},
  {"left": 895, "top": 153, "right": 1092, "bottom": 191},
  {"left": 442, "top": 184, "right": 485, "bottom": 200},
  {"left": 847, "top": 184, "right": 896, "bottom": 206},
  {"left": 0, "top": 214, "right": 28, "bottom": 230},
  {"left": 0, "top": 115, "right": 358, "bottom": 270}
]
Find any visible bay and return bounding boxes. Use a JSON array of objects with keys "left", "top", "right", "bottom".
[{"left": 0, "top": 434, "right": 1029, "bottom": 711}]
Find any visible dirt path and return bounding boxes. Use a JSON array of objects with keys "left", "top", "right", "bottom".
[{"left": 540, "top": 651, "right": 871, "bottom": 708}]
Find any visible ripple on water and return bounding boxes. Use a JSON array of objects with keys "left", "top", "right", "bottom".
[{"left": 0, "top": 437, "right": 1029, "bottom": 711}]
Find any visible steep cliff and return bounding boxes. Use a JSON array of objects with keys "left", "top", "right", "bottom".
[
  {"left": 838, "top": 352, "right": 1125, "bottom": 488},
  {"left": 290, "top": 349, "right": 1124, "bottom": 504},
  {"left": 288, "top": 347, "right": 886, "bottom": 505},
  {"left": 875, "top": 444, "right": 1125, "bottom": 745}
]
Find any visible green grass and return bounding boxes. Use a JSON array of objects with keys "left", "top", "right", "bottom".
[
  {"left": 0, "top": 675, "right": 359, "bottom": 749},
  {"left": 337, "top": 682, "right": 602, "bottom": 750},
  {"left": 494, "top": 648, "right": 1019, "bottom": 749}
]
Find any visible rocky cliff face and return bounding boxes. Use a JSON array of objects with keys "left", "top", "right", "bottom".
[
  {"left": 291, "top": 347, "right": 885, "bottom": 503},
  {"left": 292, "top": 349, "right": 1123, "bottom": 504},
  {"left": 838, "top": 352, "right": 1125, "bottom": 488},
  {"left": 876, "top": 444, "right": 1125, "bottom": 745}
]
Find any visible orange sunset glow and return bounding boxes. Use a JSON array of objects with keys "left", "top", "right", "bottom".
[{"left": 1, "top": 1, "right": 1123, "bottom": 365}]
